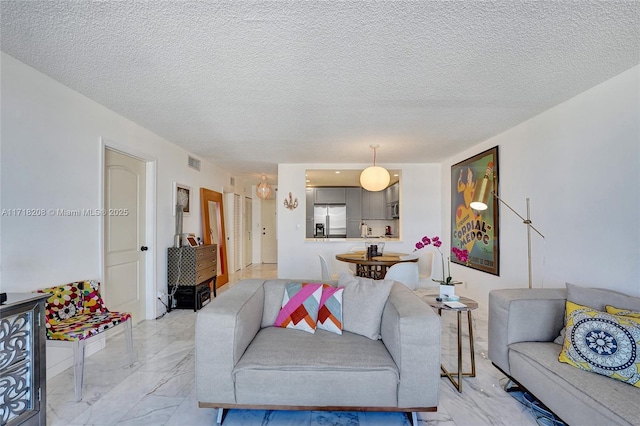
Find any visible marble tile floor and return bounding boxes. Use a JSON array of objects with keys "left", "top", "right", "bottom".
[{"left": 46, "top": 264, "right": 539, "bottom": 426}]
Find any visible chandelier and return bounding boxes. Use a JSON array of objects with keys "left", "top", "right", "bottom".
[{"left": 256, "top": 175, "right": 272, "bottom": 199}]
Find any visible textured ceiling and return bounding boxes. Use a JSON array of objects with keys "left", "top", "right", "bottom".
[{"left": 2, "top": 1, "right": 639, "bottom": 181}]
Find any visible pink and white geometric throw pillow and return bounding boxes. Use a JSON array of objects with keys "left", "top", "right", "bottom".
[
  {"left": 274, "top": 282, "right": 323, "bottom": 333},
  {"left": 317, "top": 284, "right": 344, "bottom": 335}
]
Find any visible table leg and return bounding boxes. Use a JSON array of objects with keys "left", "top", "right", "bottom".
[
  {"left": 440, "top": 309, "right": 476, "bottom": 392},
  {"left": 468, "top": 310, "right": 476, "bottom": 378}
]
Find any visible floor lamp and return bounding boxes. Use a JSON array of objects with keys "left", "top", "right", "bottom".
[{"left": 470, "top": 176, "right": 544, "bottom": 289}]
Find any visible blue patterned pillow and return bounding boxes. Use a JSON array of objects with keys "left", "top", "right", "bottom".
[{"left": 559, "top": 300, "right": 640, "bottom": 387}]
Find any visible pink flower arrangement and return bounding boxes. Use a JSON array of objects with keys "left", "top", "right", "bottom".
[{"left": 414, "top": 235, "right": 469, "bottom": 284}]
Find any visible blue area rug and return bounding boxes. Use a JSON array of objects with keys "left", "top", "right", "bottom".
[{"left": 221, "top": 409, "right": 411, "bottom": 425}]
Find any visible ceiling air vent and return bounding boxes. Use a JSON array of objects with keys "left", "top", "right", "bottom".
[
  {"left": 230, "top": 177, "right": 235, "bottom": 186},
  {"left": 188, "top": 156, "right": 201, "bottom": 171}
]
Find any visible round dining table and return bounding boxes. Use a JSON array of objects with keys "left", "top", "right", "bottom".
[{"left": 335, "top": 251, "right": 417, "bottom": 280}]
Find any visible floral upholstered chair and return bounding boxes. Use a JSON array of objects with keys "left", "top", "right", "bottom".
[{"left": 36, "top": 280, "right": 134, "bottom": 401}]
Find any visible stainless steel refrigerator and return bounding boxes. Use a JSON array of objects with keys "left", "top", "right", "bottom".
[{"left": 313, "top": 204, "right": 347, "bottom": 238}]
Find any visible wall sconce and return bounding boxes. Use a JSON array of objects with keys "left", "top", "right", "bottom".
[
  {"left": 284, "top": 192, "right": 298, "bottom": 210},
  {"left": 256, "top": 175, "right": 272, "bottom": 200}
]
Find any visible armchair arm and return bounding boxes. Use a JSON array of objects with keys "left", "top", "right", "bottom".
[
  {"left": 488, "top": 288, "right": 566, "bottom": 375},
  {"left": 196, "top": 279, "right": 265, "bottom": 404},
  {"left": 381, "top": 283, "right": 441, "bottom": 408}
]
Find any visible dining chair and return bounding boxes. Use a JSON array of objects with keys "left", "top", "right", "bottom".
[
  {"left": 318, "top": 254, "right": 334, "bottom": 280},
  {"left": 384, "top": 262, "right": 419, "bottom": 290},
  {"left": 347, "top": 247, "right": 365, "bottom": 274},
  {"left": 417, "top": 251, "right": 435, "bottom": 288}
]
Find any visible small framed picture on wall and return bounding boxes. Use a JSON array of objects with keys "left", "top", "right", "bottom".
[{"left": 173, "top": 182, "right": 191, "bottom": 216}]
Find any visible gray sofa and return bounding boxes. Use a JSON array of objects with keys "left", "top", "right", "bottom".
[
  {"left": 195, "top": 278, "right": 441, "bottom": 424},
  {"left": 489, "top": 287, "right": 640, "bottom": 426}
]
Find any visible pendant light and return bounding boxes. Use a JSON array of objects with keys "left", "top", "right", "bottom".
[
  {"left": 360, "top": 144, "right": 390, "bottom": 191},
  {"left": 256, "top": 175, "right": 272, "bottom": 199}
]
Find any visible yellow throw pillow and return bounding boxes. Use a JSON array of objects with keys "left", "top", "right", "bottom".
[
  {"left": 606, "top": 305, "right": 640, "bottom": 320},
  {"left": 558, "top": 300, "right": 640, "bottom": 387}
]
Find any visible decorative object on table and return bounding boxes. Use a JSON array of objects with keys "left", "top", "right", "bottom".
[
  {"left": 365, "top": 241, "right": 385, "bottom": 258},
  {"left": 451, "top": 146, "right": 499, "bottom": 275},
  {"left": 173, "top": 182, "right": 190, "bottom": 247},
  {"left": 360, "top": 144, "right": 390, "bottom": 192},
  {"left": 470, "top": 156, "right": 545, "bottom": 289},
  {"left": 256, "top": 174, "right": 272, "bottom": 199},
  {"left": 283, "top": 192, "right": 298, "bottom": 210},
  {"left": 414, "top": 235, "right": 468, "bottom": 297}
]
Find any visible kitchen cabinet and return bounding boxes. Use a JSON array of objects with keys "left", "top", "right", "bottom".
[
  {"left": 386, "top": 182, "right": 399, "bottom": 204},
  {"left": 385, "top": 183, "right": 400, "bottom": 219},
  {"left": 362, "top": 189, "right": 386, "bottom": 220},
  {"left": 306, "top": 188, "right": 315, "bottom": 238},
  {"left": 346, "top": 188, "right": 362, "bottom": 238},
  {"left": 345, "top": 188, "right": 362, "bottom": 218},
  {"left": 315, "top": 188, "right": 345, "bottom": 204}
]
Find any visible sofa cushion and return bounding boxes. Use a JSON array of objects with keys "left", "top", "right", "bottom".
[
  {"left": 233, "top": 327, "right": 399, "bottom": 406},
  {"left": 338, "top": 272, "right": 394, "bottom": 340},
  {"left": 509, "top": 341, "right": 640, "bottom": 426},
  {"left": 566, "top": 282, "right": 640, "bottom": 312},
  {"left": 262, "top": 280, "right": 289, "bottom": 327},
  {"left": 262, "top": 280, "right": 338, "bottom": 328},
  {"left": 316, "top": 284, "right": 344, "bottom": 335},
  {"left": 554, "top": 283, "right": 640, "bottom": 344},
  {"left": 607, "top": 305, "right": 640, "bottom": 320},
  {"left": 274, "top": 282, "right": 323, "bottom": 333},
  {"left": 558, "top": 301, "right": 640, "bottom": 387}
]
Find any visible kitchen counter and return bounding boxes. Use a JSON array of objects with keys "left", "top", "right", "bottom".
[{"left": 305, "top": 237, "right": 401, "bottom": 242}]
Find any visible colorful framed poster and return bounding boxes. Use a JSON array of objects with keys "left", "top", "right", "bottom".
[{"left": 451, "top": 146, "right": 499, "bottom": 275}]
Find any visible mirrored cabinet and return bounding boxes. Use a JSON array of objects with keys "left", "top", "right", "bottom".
[{"left": 0, "top": 293, "right": 48, "bottom": 426}]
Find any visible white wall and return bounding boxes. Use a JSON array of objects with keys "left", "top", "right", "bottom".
[
  {"left": 1, "top": 53, "right": 233, "bottom": 375},
  {"left": 276, "top": 163, "right": 442, "bottom": 280},
  {"left": 442, "top": 65, "right": 640, "bottom": 308}
]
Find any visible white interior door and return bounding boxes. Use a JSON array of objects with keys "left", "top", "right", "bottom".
[
  {"left": 104, "top": 148, "right": 146, "bottom": 324},
  {"left": 233, "top": 194, "right": 241, "bottom": 272},
  {"left": 261, "top": 198, "right": 277, "bottom": 263},
  {"left": 243, "top": 196, "right": 252, "bottom": 267}
]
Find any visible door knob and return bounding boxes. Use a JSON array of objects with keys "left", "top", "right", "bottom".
[{"left": 140, "top": 246, "right": 148, "bottom": 251}]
